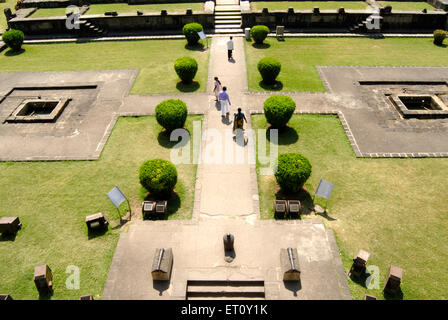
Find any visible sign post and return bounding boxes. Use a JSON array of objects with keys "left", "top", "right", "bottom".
[
  {"left": 197, "top": 30, "right": 208, "bottom": 49},
  {"left": 313, "top": 179, "right": 334, "bottom": 211},
  {"left": 106, "top": 186, "right": 131, "bottom": 221}
]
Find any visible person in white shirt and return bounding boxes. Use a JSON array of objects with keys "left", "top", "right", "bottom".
[
  {"left": 227, "top": 36, "right": 234, "bottom": 60},
  {"left": 213, "top": 77, "right": 222, "bottom": 101}
]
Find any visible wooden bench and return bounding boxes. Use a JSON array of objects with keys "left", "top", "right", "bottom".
[{"left": 34, "top": 264, "right": 53, "bottom": 295}]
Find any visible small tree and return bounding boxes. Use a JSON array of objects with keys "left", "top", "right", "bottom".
[
  {"left": 2, "top": 29, "right": 24, "bottom": 52},
  {"left": 250, "top": 25, "right": 270, "bottom": 44},
  {"left": 263, "top": 95, "right": 296, "bottom": 129},
  {"left": 275, "top": 153, "right": 312, "bottom": 194},
  {"left": 174, "top": 57, "right": 198, "bottom": 84},
  {"left": 139, "top": 159, "right": 178, "bottom": 198},
  {"left": 257, "top": 57, "right": 281, "bottom": 84},
  {"left": 433, "top": 29, "right": 447, "bottom": 45},
  {"left": 182, "top": 23, "right": 203, "bottom": 46},
  {"left": 155, "top": 99, "right": 188, "bottom": 133}
]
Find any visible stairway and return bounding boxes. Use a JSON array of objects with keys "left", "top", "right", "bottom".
[
  {"left": 214, "top": 3, "right": 243, "bottom": 34},
  {"left": 186, "top": 280, "right": 265, "bottom": 300},
  {"left": 348, "top": 15, "right": 382, "bottom": 33},
  {"left": 78, "top": 20, "right": 107, "bottom": 37}
]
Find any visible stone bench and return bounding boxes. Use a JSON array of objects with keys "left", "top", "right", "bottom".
[
  {"left": 85, "top": 212, "right": 108, "bottom": 231},
  {"left": 0, "top": 217, "right": 22, "bottom": 235},
  {"left": 151, "top": 248, "right": 173, "bottom": 281},
  {"left": 34, "top": 264, "right": 53, "bottom": 295}
]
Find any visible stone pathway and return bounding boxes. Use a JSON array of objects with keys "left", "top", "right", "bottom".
[{"left": 198, "top": 36, "right": 255, "bottom": 220}]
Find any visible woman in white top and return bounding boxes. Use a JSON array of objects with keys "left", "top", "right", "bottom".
[{"left": 213, "top": 77, "right": 222, "bottom": 101}]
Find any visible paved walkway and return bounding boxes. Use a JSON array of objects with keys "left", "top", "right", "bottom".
[{"left": 198, "top": 36, "right": 255, "bottom": 219}]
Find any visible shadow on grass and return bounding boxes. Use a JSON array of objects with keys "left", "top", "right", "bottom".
[
  {"left": 38, "top": 290, "right": 53, "bottom": 300},
  {"left": 259, "top": 80, "right": 283, "bottom": 91},
  {"left": 274, "top": 188, "right": 314, "bottom": 218},
  {"left": 383, "top": 289, "right": 404, "bottom": 300},
  {"left": 434, "top": 42, "right": 447, "bottom": 48},
  {"left": 176, "top": 81, "right": 200, "bottom": 93},
  {"left": 315, "top": 210, "right": 337, "bottom": 221},
  {"left": 184, "top": 43, "right": 205, "bottom": 51},
  {"left": 252, "top": 42, "right": 271, "bottom": 49},
  {"left": 157, "top": 128, "right": 191, "bottom": 149},
  {"left": 4, "top": 48, "right": 25, "bottom": 56},
  {"left": 266, "top": 125, "right": 299, "bottom": 145},
  {"left": 283, "top": 280, "right": 302, "bottom": 297},
  {"left": 0, "top": 233, "right": 17, "bottom": 242},
  {"left": 87, "top": 226, "right": 108, "bottom": 240},
  {"left": 141, "top": 189, "right": 181, "bottom": 220},
  {"left": 348, "top": 270, "right": 370, "bottom": 289}
]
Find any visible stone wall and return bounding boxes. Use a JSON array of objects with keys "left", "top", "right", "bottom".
[
  {"left": 20, "top": 0, "right": 206, "bottom": 9},
  {"left": 8, "top": 11, "right": 214, "bottom": 34},
  {"left": 242, "top": 10, "right": 448, "bottom": 32}
]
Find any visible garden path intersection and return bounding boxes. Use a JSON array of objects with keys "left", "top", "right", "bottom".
[{"left": 2, "top": 36, "right": 448, "bottom": 300}]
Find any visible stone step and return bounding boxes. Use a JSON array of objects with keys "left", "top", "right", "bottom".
[
  {"left": 215, "top": 11, "right": 241, "bottom": 15},
  {"left": 186, "top": 280, "right": 265, "bottom": 299},
  {"left": 214, "top": 28, "right": 244, "bottom": 34},
  {"left": 215, "top": 20, "right": 241, "bottom": 25},
  {"left": 215, "top": 24, "right": 242, "bottom": 29},
  {"left": 215, "top": 15, "right": 242, "bottom": 20},
  {"left": 215, "top": 5, "right": 241, "bottom": 11}
]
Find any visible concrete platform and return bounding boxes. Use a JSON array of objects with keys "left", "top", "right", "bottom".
[{"left": 102, "top": 219, "right": 351, "bottom": 300}]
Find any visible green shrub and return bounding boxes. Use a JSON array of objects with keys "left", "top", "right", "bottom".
[
  {"left": 2, "top": 29, "right": 24, "bottom": 52},
  {"left": 250, "top": 25, "right": 270, "bottom": 44},
  {"left": 433, "top": 29, "right": 447, "bottom": 45},
  {"left": 155, "top": 99, "right": 188, "bottom": 133},
  {"left": 139, "top": 159, "right": 178, "bottom": 198},
  {"left": 182, "top": 22, "right": 203, "bottom": 46},
  {"left": 257, "top": 57, "right": 281, "bottom": 84},
  {"left": 263, "top": 95, "right": 295, "bottom": 129},
  {"left": 174, "top": 57, "right": 198, "bottom": 84},
  {"left": 275, "top": 153, "right": 312, "bottom": 194}
]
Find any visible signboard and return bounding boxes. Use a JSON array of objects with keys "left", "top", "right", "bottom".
[
  {"left": 106, "top": 186, "right": 127, "bottom": 209},
  {"left": 197, "top": 31, "right": 206, "bottom": 40},
  {"left": 315, "top": 179, "right": 334, "bottom": 200}
]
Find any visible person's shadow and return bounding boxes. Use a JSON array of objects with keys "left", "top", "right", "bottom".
[
  {"left": 228, "top": 57, "right": 235, "bottom": 63},
  {"left": 222, "top": 113, "right": 232, "bottom": 125}
]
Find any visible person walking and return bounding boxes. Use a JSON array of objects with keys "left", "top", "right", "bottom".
[
  {"left": 213, "top": 77, "right": 222, "bottom": 101},
  {"left": 227, "top": 36, "right": 234, "bottom": 60},
  {"left": 219, "top": 86, "right": 231, "bottom": 116}
]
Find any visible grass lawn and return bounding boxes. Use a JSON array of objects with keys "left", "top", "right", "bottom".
[
  {"left": 251, "top": 1, "right": 369, "bottom": 11},
  {"left": 245, "top": 37, "right": 448, "bottom": 92},
  {"left": 0, "top": 115, "right": 201, "bottom": 299},
  {"left": 377, "top": 1, "right": 435, "bottom": 11},
  {"left": 0, "top": 0, "right": 15, "bottom": 33},
  {"left": 252, "top": 114, "right": 448, "bottom": 300},
  {"left": 31, "top": 3, "right": 204, "bottom": 18},
  {"left": 0, "top": 39, "right": 209, "bottom": 94}
]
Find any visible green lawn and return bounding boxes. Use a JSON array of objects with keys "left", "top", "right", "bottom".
[
  {"left": 0, "top": 40, "right": 209, "bottom": 94},
  {"left": 245, "top": 37, "right": 448, "bottom": 92},
  {"left": 252, "top": 1, "right": 369, "bottom": 11},
  {"left": 0, "top": 115, "right": 201, "bottom": 299},
  {"left": 377, "top": 1, "right": 435, "bottom": 11},
  {"left": 31, "top": 3, "right": 204, "bottom": 18},
  {"left": 252, "top": 114, "right": 448, "bottom": 300},
  {"left": 0, "top": 0, "right": 15, "bottom": 33}
]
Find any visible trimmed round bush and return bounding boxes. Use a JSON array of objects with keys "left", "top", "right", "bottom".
[
  {"left": 139, "top": 159, "right": 178, "bottom": 198},
  {"left": 182, "top": 23, "right": 203, "bottom": 46},
  {"left": 2, "top": 29, "right": 24, "bottom": 52},
  {"left": 155, "top": 99, "right": 188, "bottom": 133},
  {"left": 433, "top": 29, "right": 447, "bottom": 45},
  {"left": 250, "top": 25, "right": 270, "bottom": 44},
  {"left": 275, "top": 153, "right": 312, "bottom": 194},
  {"left": 263, "top": 95, "right": 296, "bottom": 129},
  {"left": 174, "top": 57, "right": 198, "bottom": 84},
  {"left": 257, "top": 57, "right": 281, "bottom": 84}
]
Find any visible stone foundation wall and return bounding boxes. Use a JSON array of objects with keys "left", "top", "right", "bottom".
[
  {"left": 242, "top": 10, "right": 448, "bottom": 31},
  {"left": 20, "top": 0, "right": 206, "bottom": 9},
  {"left": 8, "top": 12, "right": 214, "bottom": 34}
]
